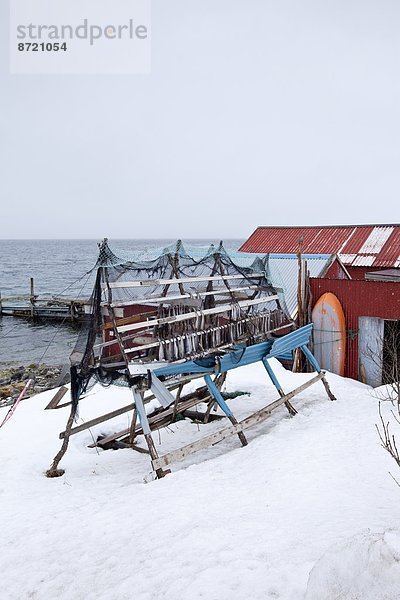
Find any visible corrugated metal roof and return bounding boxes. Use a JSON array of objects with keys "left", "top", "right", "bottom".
[
  {"left": 377, "top": 228, "right": 400, "bottom": 267},
  {"left": 352, "top": 255, "right": 376, "bottom": 267},
  {"left": 358, "top": 226, "right": 394, "bottom": 254},
  {"left": 340, "top": 226, "right": 373, "bottom": 254},
  {"left": 267, "top": 254, "right": 332, "bottom": 318},
  {"left": 240, "top": 225, "right": 400, "bottom": 268}
]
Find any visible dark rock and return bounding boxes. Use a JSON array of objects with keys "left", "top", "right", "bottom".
[{"left": 0, "top": 363, "right": 63, "bottom": 405}]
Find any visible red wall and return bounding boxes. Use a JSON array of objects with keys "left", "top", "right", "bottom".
[
  {"left": 104, "top": 304, "right": 157, "bottom": 359},
  {"left": 346, "top": 266, "right": 386, "bottom": 280},
  {"left": 324, "top": 260, "right": 349, "bottom": 280},
  {"left": 310, "top": 278, "right": 400, "bottom": 379}
]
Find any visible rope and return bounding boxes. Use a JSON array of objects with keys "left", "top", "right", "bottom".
[
  {"left": 313, "top": 328, "right": 359, "bottom": 334},
  {"left": 0, "top": 321, "right": 23, "bottom": 338},
  {"left": 30, "top": 271, "right": 93, "bottom": 392},
  {"left": 313, "top": 328, "right": 359, "bottom": 342},
  {"left": 51, "top": 268, "right": 95, "bottom": 299}
]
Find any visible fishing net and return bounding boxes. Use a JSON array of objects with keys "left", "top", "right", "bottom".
[{"left": 70, "top": 239, "right": 293, "bottom": 402}]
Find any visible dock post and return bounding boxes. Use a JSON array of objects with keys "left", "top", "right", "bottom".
[
  {"left": 0, "top": 291, "right": 2, "bottom": 318},
  {"left": 30, "top": 277, "right": 36, "bottom": 319}
]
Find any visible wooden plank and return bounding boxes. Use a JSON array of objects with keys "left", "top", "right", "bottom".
[
  {"left": 94, "top": 330, "right": 156, "bottom": 350},
  {"left": 99, "top": 310, "right": 158, "bottom": 331},
  {"left": 106, "top": 273, "right": 264, "bottom": 289},
  {"left": 59, "top": 401, "right": 136, "bottom": 439},
  {"left": 94, "top": 310, "right": 276, "bottom": 352},
  {"left": 117, "top": 295, "right": 279, "bottom": 334},
  {"left": 45, "top": 386, "right": 69, "bottom": 410},
  {"left": 151, "top": 372, "right": 324, "bottom": 470},
  {"left": 87, "top": 388, "right": 211, "bottom": 448},
  {"left": 60, "top": 376, "right": 206, "bottom": 439},
  {"left": 105, "top": 286, "right": 261, "bottom": 308},
  {"left": 124, "top": 321, "right": 290, "bottom": 356}
]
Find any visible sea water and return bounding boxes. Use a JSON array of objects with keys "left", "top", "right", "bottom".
[{"left": 0, "top": 239, "right": 243, "bottom": 367}]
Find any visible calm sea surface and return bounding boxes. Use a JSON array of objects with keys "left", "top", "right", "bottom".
[{"left": 0, "top": 239, "right": 243, "bottom": 367}]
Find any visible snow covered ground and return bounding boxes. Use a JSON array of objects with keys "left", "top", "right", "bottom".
[{"left": 1, "top": 359, "right": 399, "bottom": 600}]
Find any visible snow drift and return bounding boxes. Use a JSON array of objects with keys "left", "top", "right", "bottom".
[
  {"left": 1, "top": 360, "right": 400, "bottom": 600},
  {"left": 305, "top": 529, "right": 400, "bottom": 600}
]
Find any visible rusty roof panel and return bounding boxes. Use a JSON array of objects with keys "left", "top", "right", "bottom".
[
  {"left": 376, "top": 228, "right": 400, "bottom": 267},
  {"left": 352, "top": 255, "right": 376, "bottom": 267},
  {"left": 340, "top": 226, "right": 373, "bottom": 254},
  {"left": 240, "top": 225, "right": 400, "bottom": 268},
  {"left": 359, "top": 226, "right": 394, "bottom": 254}
]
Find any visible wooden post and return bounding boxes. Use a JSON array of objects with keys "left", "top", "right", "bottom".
[
  {"left": 128, "top": 409, "right": 138, "bottom": 445},
  {"left": 30, "top": 277, "right": 36, "bottom": 319},
  {"left": 46, "top": 403, "right": 76, "bottom": 478},
  {"left": 0, "top": 290, "right": 2, "bottom": 317},
  {"left": 294, "top": 238, "right": 304, "bottom": 372}
]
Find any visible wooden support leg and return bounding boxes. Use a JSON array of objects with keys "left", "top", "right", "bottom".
[
  {"left": 45, "top": 386, "right": 69, "bottom": 410},
  {"left": 46, "top": 403, "right": 76, "bottom": 477},
  {"left": 145, "top": 434, "right": 170, "bottom": 479},
  {"left": 203, "top": 373, "right": 225, "bottom": 424},
  {"left": 320, "top": 374, "right": 337, "bottom": 401},
  {"left": 300, "top": 345, "right": 337, "bottom": 401},
  {"left": 128, "top": 409, "right": 138, "bottom": 445},
  {"left": 203, "top": 398, "right": 216, "bottom": 424},
  {"left": 131, "top": 386, "right": 170, "bottom": 478},
  {"left": 204, "top": 374, "right": 248, "bottom": 446},
  {"left": 171, "top": 383, "right": 184, "bottom": 422},
  {"left": 262, "top": 358, "right": 297, "bottom": 416}
]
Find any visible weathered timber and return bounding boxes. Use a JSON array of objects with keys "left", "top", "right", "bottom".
[
  {"left": 87, "top": 388, "right": 212, "bottom": 448},
  {"left": 30, "top": 277, "right": 35, "bottom": 318},
  {"left": 151, "top": 372, "right": 324, "bottom": 470},
  {"left": 145, "top": 434, "right": 170, "bottom": 478},
  {"left": 59, "top": 401, "right": 136, "bottom": 439},
  {"left": 45, "top": 386, "right": 69, "bottom": 410},
  {"left": 105, "top": 285, "right": 261, "bottom": 308},
  {"left": 62, "top": 380, "right": 210, "bottom": 440},
  {"left": 0, "top": 276, "right": 89, "bottom": 321},
  {"left": 95, "top": 313, "right": 287, "bottom": 352},
  {"left": 117, "top": 295, "right": 279, "bottom": 334},
  {"left": 179, "top": 410, "right": 224, "bottom": 423},
  {"left": 106, "top": 273, "right": 264, "bottom": 289},
  {"left": 0, "top": 303, "right": 87, "bottom": 321}
]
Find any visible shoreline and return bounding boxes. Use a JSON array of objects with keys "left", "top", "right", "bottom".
[{"left": 0, "top": 363, "right": 65, "bottom": 406}]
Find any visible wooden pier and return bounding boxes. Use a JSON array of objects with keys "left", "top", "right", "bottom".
[{"left": 0, "top": 278, "right": 88, "bottom": 322}]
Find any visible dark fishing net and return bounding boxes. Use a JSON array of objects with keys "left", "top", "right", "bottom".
[{"left": 69, "top": 239, "right": 293, "bottom": 402}]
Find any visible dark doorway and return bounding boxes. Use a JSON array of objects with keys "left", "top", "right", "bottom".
[{"left": 382, "top": 320, "right": 400, "bottom": 387}]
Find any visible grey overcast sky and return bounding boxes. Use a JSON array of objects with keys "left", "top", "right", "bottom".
[{"left": 0, "top": 0, "right": 399, "bottom": 239}]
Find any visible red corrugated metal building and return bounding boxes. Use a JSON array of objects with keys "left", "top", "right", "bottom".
[
  {"left": 240, "top": 224, "right": 400, "bottom": 279},
  {"left": 309, "top": 278, "right": 400, "bottom": 381},
  {"left": 241, "top": 224, "right": 400, "bottom": 383}
]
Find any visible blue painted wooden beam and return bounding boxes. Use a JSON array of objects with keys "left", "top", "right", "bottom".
[
  {"left": 301, "top": 344, "right": 322, "bottom": 373},
  {"left": 131, "top": 388, "right": 151, "bottom": 435},
  {"left": 204, "top": 374, "right": 233, "bottom": 417},
  {"left": 262, "top": 358, "right": 284, "bottom": 396},
  {"left": 153, "top": 325, "right": 315, "bottom": 381},
  {"left": 203, "top": 375, "right": 248, "bottom": 446}
]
